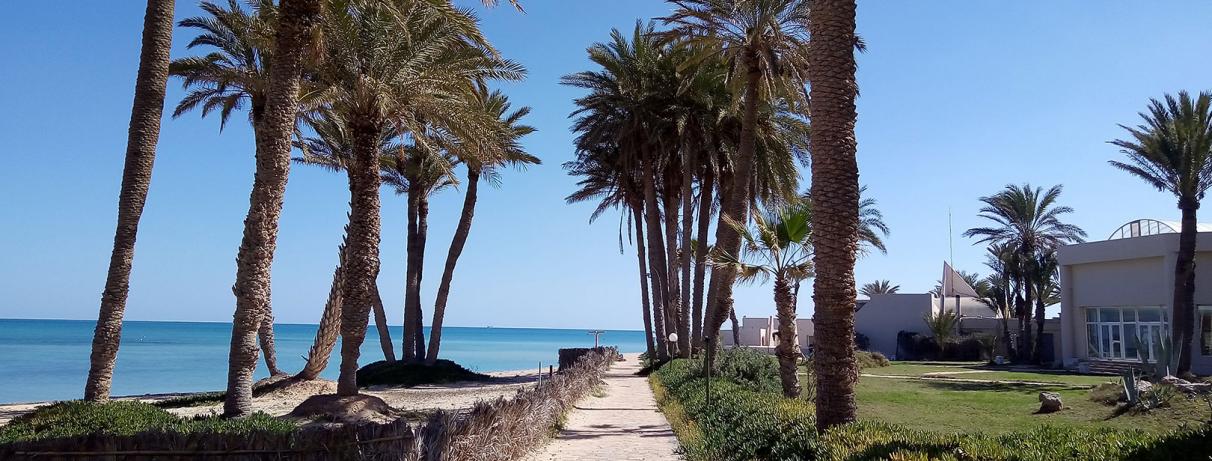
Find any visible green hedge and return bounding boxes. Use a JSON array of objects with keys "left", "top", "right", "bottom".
[
  {"left": 652, "top": 359, "right": 1212, "bottom": 461},
  {"left": 0, "top": 401, "right": 294, "bottom": 445}
]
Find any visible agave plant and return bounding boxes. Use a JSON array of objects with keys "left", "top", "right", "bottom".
[{"left": 1135, "top": 331, "right": 1181, "bottom": 380}]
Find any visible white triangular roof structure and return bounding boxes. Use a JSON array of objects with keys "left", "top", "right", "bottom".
[{"left": 940, "top": 261, "right": 980, "bottom": 298}]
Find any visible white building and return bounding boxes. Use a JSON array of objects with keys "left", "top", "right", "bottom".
[{"left": 1058, "top": 219, "right": 1212, "bottom": 375}]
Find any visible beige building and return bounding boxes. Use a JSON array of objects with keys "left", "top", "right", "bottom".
[
  {"left": 721, "top": 316, "right": 813, "bottom": 354},
  {"left": 1058, "top": 219, "right": 1212, "bottom": 375}
]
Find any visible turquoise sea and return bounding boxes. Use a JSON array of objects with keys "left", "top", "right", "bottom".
[{"left": 0, "top": 319, "right": 646, "bottom": 404}]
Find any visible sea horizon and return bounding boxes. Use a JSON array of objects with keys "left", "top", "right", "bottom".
[{"left": 0, "top": 318, "right": 645, "bottom": 404}]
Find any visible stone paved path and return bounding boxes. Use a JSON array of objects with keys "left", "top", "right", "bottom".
[{"left": 524, "top": 354, "right": 682, "bottom": 461}]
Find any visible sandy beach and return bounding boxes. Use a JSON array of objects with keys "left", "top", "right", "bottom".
[{"left": 0, "top": 367, "right": 544, "bottom": 425}]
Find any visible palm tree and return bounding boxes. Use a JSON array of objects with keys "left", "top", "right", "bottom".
[
  {"left": 84, "top": 0, "right": 176, "bottom": 402},
  {"left": 293, "top": 111, "right": 402, "bottom": 369},
  {"left": 1110, "top": 91, "right": 1212, "bottom": 375},
  {"left": 964, "top": 184, "right": 1086, "bottom": 364},
  {"left": 859, "top": 280, "right": 899, "bottom": 297},
  {"left": 980, "top": 243, "right": 1019, "bottom": 360},
  {"left": 806, "top": 0, "right": 862, "bottom": 431},
  {"left": 169, "top": 0, "right": 288, "bottom": 376},
  {"left": 1030, "top": 249, "right": 1060, "bottom": 361},
  {"left": 714, "top": 204, "right": 813, "bottom": 397},
  {"left": 314, "top": 0, "right": 522, "bottom": 394},
  {"left": 222, "top": 0, "right": 322, "bottom": 418},
  {"left": 426, "top": 86, "right": 538, "bottom": 364},
  {"left": 923, "top": 310, "right": 960, "bottom": 344},
  {"left": 661, "top": 0, "right": 815, "bottom": 357},
  {"left": 563, "top": 22, "right": 680, "bottom": 358}
]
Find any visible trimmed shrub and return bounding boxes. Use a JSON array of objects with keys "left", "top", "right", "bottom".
[
  {"left": 855, "top": 350, "right": 890, "bottom": 369},
  {"left": 714, "top": 347, "right": 781, "bottom": 393},
  {"left": 356, "top": 358, "right": 489, "bottom": 387},
  {"left": 0, "top": 401, "right": 293, "bottom": 445}
]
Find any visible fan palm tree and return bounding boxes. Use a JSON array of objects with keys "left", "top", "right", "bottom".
[
  {"left": 426, "top": 86, "right": 538, "bottom": 364},
  {"left": 1110, "top": 91, "right": 1212, "bottom": 374},
  {"left": 714, "top": 204, "right": 813, "bottom": 397},
  {"left": 222, "top": 0, "right": 322, "bottom": 418},
  {"left": 84, "top": 0, "right": 176, "bottom": 402},
  {"left": 660, "top": 0, "right": 816, "bottom": 356},
  {"left": 806, "top": 0, "right": 862, "bottom": 431},
  {"left": 169, "top": 0, "right": 289, "bottom": 376},
  {"left": 964, "top": 184, "right": 1086, "bottom": 364},
  {"left": 859, "top": 280, "right": 899, "bottom": 297}
]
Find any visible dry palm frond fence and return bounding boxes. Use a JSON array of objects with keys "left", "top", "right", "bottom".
[{"left": 1, "top": 350, "right": 613, "bottom": 461}]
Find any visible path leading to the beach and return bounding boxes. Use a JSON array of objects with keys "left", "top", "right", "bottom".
[{"left": 524, "top": 354, "right": 681, "bottom": 461}]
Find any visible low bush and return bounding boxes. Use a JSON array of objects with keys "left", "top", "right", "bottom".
[
  {"left": 356, "top": 358, "right": 489, "bottom": 387},
  {"left": 714, "top": 347, "right": 781, "bottom": 393},
  {"left": 855, "top": 350, "right": 890, "bottom": 369},
  {"left": 0, "top": 401, "right": 293, "bottom": 445},
  {"left": 652, "top": 358, "right": 1212, "bottom": 461}
]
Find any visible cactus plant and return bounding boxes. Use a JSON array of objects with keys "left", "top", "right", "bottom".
[
  {"left": 1121, "top": 369, "right": 1140, "bottom": 406},
  {"left": 1135, "top": 331, "right": 1181, "bottom": 380}
]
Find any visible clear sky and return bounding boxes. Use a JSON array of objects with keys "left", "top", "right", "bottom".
[{"left": 3, "top": 1, "right": 1212, "bottom": 330}]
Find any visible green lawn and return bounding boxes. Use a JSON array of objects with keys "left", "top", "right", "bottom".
[{"left": 799, "top": 362, "right": 1209, "bottom": 435}]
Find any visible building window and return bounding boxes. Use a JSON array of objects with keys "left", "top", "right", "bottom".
[
  {"left": 1084, "top": 306, "right": 1168, "bottom": 361},
  {"left": 1201, "top": 306, "right": 1212, "bottom": 356}
]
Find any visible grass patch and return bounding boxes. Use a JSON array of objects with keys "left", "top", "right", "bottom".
[
  {"left": 855, "top": 376, "right": 1207, "bottom": 435},
  {"left": 356, "top": 359, "right": 489, "bottom": 387},
  {"left": 0, "top": 401, "right": 294, "bottom": 445},
  {"left": 652, "top": 358, "right": 1212, "bottom": 460}
]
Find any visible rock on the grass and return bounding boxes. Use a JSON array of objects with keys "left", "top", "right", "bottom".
[{"left": 1038, "top": 391, "right": 1063, "bottom": 413}]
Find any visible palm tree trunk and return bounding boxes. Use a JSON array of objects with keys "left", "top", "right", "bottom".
[
  {"left": 642, "top": 152, "right": 671, "bottom": 360},
  {"left": 630, "top": 202, "right": 657, "bottom": 360},
  {"left": 371, "top": 279, "right": 395, "bottom": 362},
  {"left": 1033, "top": 290, "right": 1046, "bottom": 364},
  {"left": 1175, "top": 200, "right": 1198, "bottom": 374},
  {"left": 774, "top": 276, "right": 801, "bottom": 398},
  {"left": 691, "top": 169, "right": 713, "bottom": 354},
  {"left": 402, "top": 188, "right": 418, "bottom": 360},
  {"left": 664, "top": 188, "right": 687, "bottom": 357},
  {"left": 702, "top": 169, "right": 732, "bottom": 349},
  {"left": 413, "top": 194, "right": 430, "bottom": 361},
  {"left": 258, "top": 312, "right": 283, "bottom": 375},
  {"left": 808, "top": 0, "right": 861, "bottom": 431},
  {"left": 679, "top": 150, "right": 695, "bottom": 357},
  {"left": 296, "top": 230, "right": 347, "bottom": 381},
  {"left": 729, "top": 308, "right": 741, "bottom": 347},
  {"left": 1019, "top": 255, "right": 1035, "bottom": 363},
  {"left": 84, "top": 0, "right": 174, "bottom": 402},
  {"left": 336, "top": 120, "right": 384, "bottom": 396},
  {"left": 223, "top": 0, "right": 320, "bottom": 417},
  {"left": 702, "top": 59, "right": 760, "bottom": 359},
  {"left": 427, "top": 167, "right": 481, "bottom": 364}
]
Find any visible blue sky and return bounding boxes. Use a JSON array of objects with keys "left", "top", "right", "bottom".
[{"left": 3, "top": 1, "right": 1212, "bottom": 330}]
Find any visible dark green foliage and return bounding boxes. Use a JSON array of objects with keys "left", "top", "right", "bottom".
[
  {"left": 652, "top": 358, "right": 1212, "bottom": 461},
  {"left": 713, "top": 347, "right": 781, "bottom": 393},
  {"left": 855, "top": 350, "right": 890, "bottom": 369},
  {"left": 153, "top": 391, "right": 226, "bottom": 408},
  {"left": 0, "top": 401, "right": 294, "bottom": 445},
  {"left": 357, "top": 359, "right": 490, "bottom": 387}
]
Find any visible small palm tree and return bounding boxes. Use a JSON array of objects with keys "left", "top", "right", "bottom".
[
  {"left": 1110, "top": 91, "right": 1212, "bottom": 375},
  {"left": 859, "top": 280, "right": 899, "bottom": 297},
  {"left": 714, "top": 203, "right": 813, "bottom": 398},
  {"left": 923, "top": 311, "right": 960, "bottom": 345},
  {"left": 980, "top": 243, "right": 1020, "bottom": 360},
  {"left": 85, "top": 0, "right": 176, "bottom": 402}
]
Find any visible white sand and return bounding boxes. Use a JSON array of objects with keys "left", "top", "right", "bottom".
[{"left": 0, "top": 368, "right": 544, "bottom": 425}]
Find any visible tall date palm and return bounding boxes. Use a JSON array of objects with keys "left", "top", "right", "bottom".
[
  {"left": 85, "top": 0, "right": 176, "bottom": 402},
  {"left": 807, "top": 0, "right": 862, "bottom": 431},
  {"left": 223, "top": 0, "right": 322, "bottom": 417},
  {"left": 1110, "top": 91, "right": 1212, "bottom": 374}
]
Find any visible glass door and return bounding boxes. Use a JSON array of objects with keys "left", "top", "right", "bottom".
[{"left": 1100, "top": 324, "right": 1123, "bottom": 359}]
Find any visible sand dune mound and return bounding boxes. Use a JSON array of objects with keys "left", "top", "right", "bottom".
[{"left": 288, "top": 394, "right": 400, "bottom": 425}]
